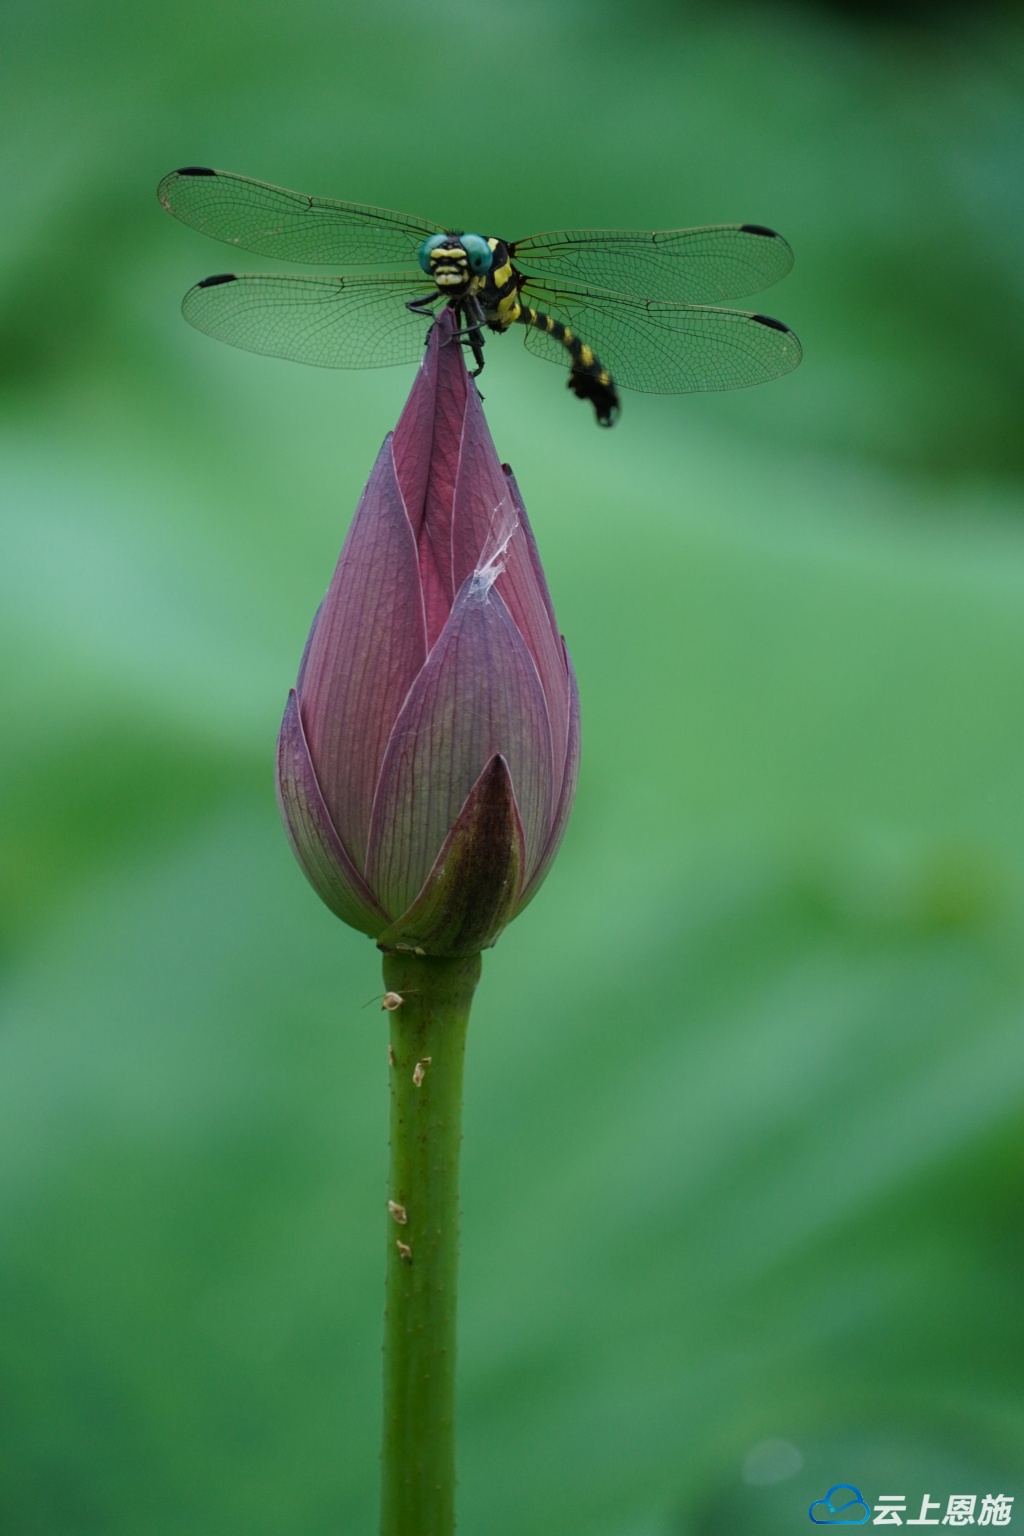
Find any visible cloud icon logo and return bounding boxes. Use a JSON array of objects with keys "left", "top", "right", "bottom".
[{"left": 809, "top": 1485, "right": 871, "bottom": 1525}]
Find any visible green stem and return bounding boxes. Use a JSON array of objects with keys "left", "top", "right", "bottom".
[{"left": 379, "top": 950, "right": 482, "bottom": 1536}]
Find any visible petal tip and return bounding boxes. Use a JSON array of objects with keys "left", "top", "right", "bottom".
[{"left": 376, "top": 754, "right": 525, "bottom": 958}]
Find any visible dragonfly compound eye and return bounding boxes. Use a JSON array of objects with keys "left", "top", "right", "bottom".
[
  {"left": 460, "top": 234, "right": 493, "bottom": 275},
  {"left": 418, "top": 233, "right": 448, "bottom": 274}
]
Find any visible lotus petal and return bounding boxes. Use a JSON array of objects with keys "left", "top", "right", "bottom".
[
  {"left": 517, "top": 639, "right": 581, "bottom": 908},
  {"left": 276, "top": 690, "right": 388, "bottom": 936},
  {"left": 299, "top": 438, "right": 427, "bottom": 872},
  {"left": 376, "top": 754, "right": 524, "bottom": 957},
  {"left": 366, "top": 573, "right": 554, "bottom": 919}
]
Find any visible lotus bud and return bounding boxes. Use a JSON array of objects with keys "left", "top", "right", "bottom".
[{"left": 275, "top": 310, "right": 580, "bottom": 959}]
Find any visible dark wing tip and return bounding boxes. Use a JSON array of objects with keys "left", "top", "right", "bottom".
[
  {"left": 198, "top": 272, "right": 237, "bottom": 288},
  {"left": 751, "top": 313, "right": 792, "bottom": 333},
  {"left": 175, "top": 165, "right": 218, "bottom": 177},
  {"left": 740, "top": 223, "right": 781, "bottom": 239}
]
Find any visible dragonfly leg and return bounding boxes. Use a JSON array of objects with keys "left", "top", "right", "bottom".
[
  {"left": 406, "top": 292, "right": 444, "bottom": 349},
  {"left": 452, "top": 294, "right": 487, "bottom": 377},
  {"left": 406, "top": 293, "right": 441, "bottom": 317},
  {"left": 517, "top": 306, "right": 620, "bottom": 426},
  {"left": 464, "top": 331, "right": 486, "bottom": 377},
  {"left": 409, "top": 294, "right": 487, "bottom": 374}
]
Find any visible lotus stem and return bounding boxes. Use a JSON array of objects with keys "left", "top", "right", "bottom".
[{"left": 379, "top": 950, "right": 482, "bottom": 1536}]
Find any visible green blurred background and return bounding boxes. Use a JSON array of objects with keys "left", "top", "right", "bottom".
[{"left": 3, "top": 0, "right": 1023, "bottom": 1531}]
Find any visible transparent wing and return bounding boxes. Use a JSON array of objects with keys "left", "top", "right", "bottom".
[
  {"left": 520, "top": 279, "right": 802, "bottom": 393},
  {"left": 159, "top": 167, "right": 440, "bottom": 267},
  {"left": 182, "top": 272, "right": 437, "bottom": 368},
  {"left": 513, "top": 224, "right": 794, "bottom": 302}
]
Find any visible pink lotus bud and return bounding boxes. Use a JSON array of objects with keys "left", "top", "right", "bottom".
[{"left": 276, "top": 311, "right": 580, "bottom": 958}]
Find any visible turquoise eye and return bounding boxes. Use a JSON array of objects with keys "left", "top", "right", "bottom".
[
  {"left": 461, "top": 234, "right": 493, "bottom": 275},
  {"left": 418, "top": 233, "right": 447, "bottom": 274}
]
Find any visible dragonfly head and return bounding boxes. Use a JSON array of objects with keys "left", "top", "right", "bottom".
[{"left": 419, "top": 232, "right": 493, "bottom": 295}]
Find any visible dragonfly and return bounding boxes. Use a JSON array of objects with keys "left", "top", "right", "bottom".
[{"left": 158, "top": 166, "right": 802, "bottom": 426}]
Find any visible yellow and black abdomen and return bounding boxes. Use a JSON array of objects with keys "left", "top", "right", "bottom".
[
  {"left": 479, "top": 239, "right": 619, "bottom": 425},
  {"left": 516, "top": 305, "right": 620, "bottom": 427}
]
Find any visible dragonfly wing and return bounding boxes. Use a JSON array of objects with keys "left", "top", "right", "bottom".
[
  {"left": 513, "top": 224, "right": 793, "bottom": 302},
  {"left": 182, "top": 272, "right": 435, "bottom": 368},
  {"left": 159, "top": 168, "right": 439, "bottom": 267},
  {"left": 520, "top": 280, "right": 802, "bottom": 393}
]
